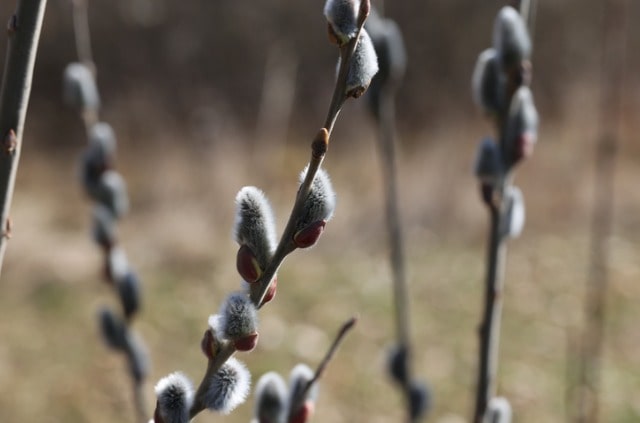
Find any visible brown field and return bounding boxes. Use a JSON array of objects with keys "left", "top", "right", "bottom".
[{"left": 0, "top": 94, "right": 639, "bottom": 423}]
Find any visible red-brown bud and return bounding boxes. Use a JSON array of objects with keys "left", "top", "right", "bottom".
[
  {"left": 201, "top": 329, "right": 220, "bottom": 360},
  {"left": 293, "top": 220, "right": 326, "bottom": 248},
  {"left": 236, "top": 245, "right": 262, "bottom": 283},
  {"left": 289, "top": 401, "right": 314, "bottom": 423},
  {"left": 261, "top": 277, "right": 278, "bottom": 306},
  {"left": 234, "top": 332, "right": 259, "bottom": 352}
]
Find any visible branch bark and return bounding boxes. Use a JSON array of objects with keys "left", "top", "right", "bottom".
[{"left": 0, "top": 0, "right": 48, "bottom": 276}]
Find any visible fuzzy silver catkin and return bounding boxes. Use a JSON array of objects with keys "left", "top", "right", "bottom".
[
  {"left": 504, "top": 85, "right": 539, "bottom": 164},
  {"left": 338, "top": 29, "right": 379, "bottom": 97},
  {"left": 126, "top": 330, "right": 150, "bottom": 383},
  {"left": 471, "top": 48, "right": 505, "bottom": 114},
  {"left": 364, "top": 9, "right": 407, "bottom": 88},
  {"left": 324, "top": 0, "right": 360, "bottom": 43},
  {"left": 63, "top": 62, "right": 101, "bottom": 111},
  {"left": 234, "top": 187, "right": 277, "bottom": 270},
  {"left": 91, "top": 204, "right": 118, "bottom": 248},
  {"left": 288, "top": 364, "right": 319, "bottom": 411},
  {"left": 492, "top": 6, "right": 531, "bottom": 69},
  {"left": 117, "top": 270, "right": 141, "bottom": 319},
  {"left": 107, "top": 246, "right": 130, "bottom": 282},
  {"left": 253, "top": 372, "right": 288, "bottom": 423},
  {"left": 503, "top": 186, "right": 525, "bottom": 239},
  {"left": 296, "top": 166, "right": 336, "bottom": 231},
  {"left": 98, "top": 306, "right": 127, "bottom": 350},
  {"left": 474, "top": 138, "right": 503, "bottom": 185},
  {"left": 154, "top": 372, "right": 194, "bottom": 423},
  {"left": 487, "top": 396, "right": 512, "bottom": 423},
  {"left": 364, "top": 8, "right": 407, "bottom": 116},
  {"left": 218, "top": 292, "right": 258, "bottom": 340},
  {"left": 89, "top": 122, "right": 117, "bottom": 159},
  {"left": 95, "top": 170, "right": 129, "bottom": 218},
  {"left": 204, "top": 357, "right": 251, "bottom": 414}
]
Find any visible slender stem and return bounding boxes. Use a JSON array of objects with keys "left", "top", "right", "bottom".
[
  {"left": 250, "top": 129, "right": 328, "bottom": 307},
  {"left": 301, "top": 316, "right": 357, "bottom": 399},
  {"left": 0, "top": 0, "right": 48, "bottom": 276},
  {"left": 133, "top": 379, "right": 147, "bottom": 423},
  {"left": 375, "top": 87, "right": 418, "bottom": 423},
  {"left": 574, "top": 0, "right": 627, "bottom": 422},
  {"left": 251, "top": 3, "right": 371, "bottom": 307},
  {"left": 71, "top": 0, "right": 94, "bottom": 71},
  {"left": 473, "top": 199, "right": 508, "bottom": 423},
  {"left": 287, "top": 317, "right": 357, "bottom": 421},
  {"left": 323, "top": 1, "right": 369, "bottom": 134},
  {"left": 189, "top": 341, "right": 235, "bottom": 418},
  {"left": 187, "top": 9, "right": 374, "bottom": 420}
]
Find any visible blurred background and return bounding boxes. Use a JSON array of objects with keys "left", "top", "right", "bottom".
[{"left": 0, "top": 0, "right": 639, "bottom": 422}]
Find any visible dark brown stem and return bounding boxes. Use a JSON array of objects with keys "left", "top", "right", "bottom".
[
  {"left": 287, "top": 317, "right": 357, "bottom": 421},
  {"left": 323, "top": 1, "right": 369, "bottom": 134},
  {"left": 0, "top": 0, "right": 48, "bottom": 276},
  {"left": 473, "top": 198, "right": 508, "bottom": 423},
  {"left": 251, "top": 3, "right": 371, "bottom": 307},
  {"left": 375, "top": 88, "right": 418, "bottom": 423},
  {"left": 188, "top": 9, "right": 373, "bottom": 420},
  {"left": 189, "top": 341, "right": 235, "bottom": 418},
  {"left": 71, "top": 0, "right": 94, "bottom": 71}
]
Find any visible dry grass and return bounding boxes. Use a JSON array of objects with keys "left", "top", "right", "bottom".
[{"left": 0, "top": 103, "right": 639, "bottom": 423}]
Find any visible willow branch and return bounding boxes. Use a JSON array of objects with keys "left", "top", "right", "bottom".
[{"left": 0, "top": 0, "right": 48, "bottom": 276}]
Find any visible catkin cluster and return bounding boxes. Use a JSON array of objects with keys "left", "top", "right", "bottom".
[{"left": 63, "top": 61, "right": 149, "bottom": 391}]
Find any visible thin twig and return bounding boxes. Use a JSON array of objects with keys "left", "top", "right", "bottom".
[
  {"left": 574, "top": 0, "right": 628, "bottom": 422},
  {"left": 302, "top": 316, "right": 357, "bottom": 398},
  {"left": 375, "top": 84, "right": 419, "bottom": 423},
  {"left": 71, "top": 0, "right": 94, "bottom": 71},
  {"left": 286, "top": 316, "right": 358, "bottom": 421},
  {"left": 190, "top": 5, "right": 372, "bottom": 417},
  {"left": 0, "top": 0, "right": 48, "bottom": 276},
  {"left": 473, "top": 199, "right": 508, "bottom": 423},
  {"left": 250, "top": 0, "right": 371, "bottom": 308}
]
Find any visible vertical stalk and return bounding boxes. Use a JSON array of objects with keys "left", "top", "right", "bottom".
[
  {"left": 473, "top": 196, "right": 508, "bottom": 423},
  {"left": 71, "top": 0, "right": 94, "bottom": 70},
  {"left": 376, "top": 88, "right": 416, "bottom": 422},
  {"left": 0, "top": 0, "right": 48, "bottom": 276},
  {"left": 574, "top": 0, "right": 627, "bottom": 422}
]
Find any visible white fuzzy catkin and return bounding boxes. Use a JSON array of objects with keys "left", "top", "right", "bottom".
[
  {"left": 296, "top": 166, "right": 336, "bottom": 231},
  {"left": 324, "top": 0, "right": 360, "bottom": 43},
  {"left": 338, "top": 29, "right": 379, "bottom": 96},
  {"left": 492, "top": 6, "right": 531, "bottom": 68},
  {"left": 96, "top": 170, "right": 129, "bottom": 218},
  {"left": 126, "top": 330, "right": 150, "bottom": 383},
  {"left": 233, "top": 187, "right": 277, "bottom": 269},
  {"left": 507, "top": 86, "right": 538, "bottom": 139},
  {"left": 254, "top": 372, "right": 288, "bottom": 423},
  {"left": 288, "top": 364, "right": 319, "bottom": 411},
  {"left": 88, "top": 122, "right": 117, "bottom": 158},
  {"left": 505, "top": 85, "right": 539, "bottom": 165},
  {"left": 364, "top": 8, "right": 407, "bottom": 88},
  {"left": 204, "top": 357, "right": 251, "bottom": 414},
  {"left": 63, "top": 62, "right": 101, "bottom": 111},
  {"left": 107, "top": 246, "right": 130, "bottom": 283},
  {"left": 91, "top": 204, "right": 118, "bottom": 248},
  {"left": 154, "top": 372, "right": 194, "bottom": 423},
  {"left": 218, "top": 292, "right": 258, "bottom": 340},
  {"left": 487, "top": 396, "right": 512, "bottom": 423},
  {"left": 504, "top": 186, "right": 525, "bottom": 239},
  {"left": 471, "top": 48, "right": 504, "bottom": 114},
  {"left": 473, "top": 138, "right": 503, "bottom": 185},
  {"left": 98, "top": 306, "right": 127, "bottom": 350}
]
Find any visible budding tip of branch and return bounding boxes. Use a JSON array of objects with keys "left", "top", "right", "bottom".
[{"left": 312, "top": 129, "right": 329, "bottom": 158}]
